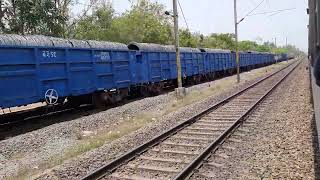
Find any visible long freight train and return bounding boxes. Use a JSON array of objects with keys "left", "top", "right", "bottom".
[{"left": 0, "top": 35, "right": 290, "bottom": 109}]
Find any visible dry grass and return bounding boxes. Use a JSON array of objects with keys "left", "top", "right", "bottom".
[
  {"left": 6, "top": 169, "right": 31, "bottom": 180},
  {"left": 165, "top": 80, "right": 234, "bottom": 114},
  {"left": 50, "top": 116, "right": 154, "bottom": 167}
]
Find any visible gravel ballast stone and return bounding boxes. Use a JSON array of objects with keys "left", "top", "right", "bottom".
[{"left": 193, "top": 59, "right": 319, "bottom": 179}]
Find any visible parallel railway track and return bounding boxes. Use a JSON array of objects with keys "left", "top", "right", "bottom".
[
  {"left": 81, "top": 60, "right": 300, "bottom": 180},
  {"left": 0, "top": 105, "right": 96, "bottom": 140}
]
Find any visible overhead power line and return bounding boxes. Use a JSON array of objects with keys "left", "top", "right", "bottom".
[
  {"left": 248, "top": 8, "right": 296, "bottom": 16},
  {"left": 269, "top": 11, "right": 282, "bottom": 17},
  {"left": 177, "top": 0, "right": 190, "bottom": 30},
  {"left": 242, "top": 0, "right": 265, "bottom": 19}
]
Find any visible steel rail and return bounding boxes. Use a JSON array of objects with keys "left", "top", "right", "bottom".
[
  {"left": 81, "top": 60, "right": 299, "bottom": 180},
  {"left": 174, "top": 60, "right": 301, "bottom": 179},
  {"left": 0, "top": 105, "right": 94, "bottom": 140},
  {"left": 0, "top": 105, "right": 93, "bottom": 127}
]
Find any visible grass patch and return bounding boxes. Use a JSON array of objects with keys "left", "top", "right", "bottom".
[
  {"left": 45, "top": 115, "right": 156, "bottom": 172},
  {"left": 6, "top": 168, "right": 31, "bottom": 180},
  {"left": 165, "top": 80, "right": 235, "bottom": 114}
]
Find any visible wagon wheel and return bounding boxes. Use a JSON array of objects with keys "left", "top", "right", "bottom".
[
  {"left": 45, "top": 89, "right": 59, "bottom": 105},
  {"left": 66, "top": 97, "right": 82, "bottom": 108},
  {"left": 140, "top": 86, "right": 151, "bottom": 97},
  {"left": 92, "top": 92, "right": 109, "bottom": 109}
]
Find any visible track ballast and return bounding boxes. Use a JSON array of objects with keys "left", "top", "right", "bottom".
[{"left": 80, "top": 60, "right": 300, "bottom": 180}]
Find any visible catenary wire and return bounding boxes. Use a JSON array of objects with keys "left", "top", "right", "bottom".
[{"left": 177, "top": 0, "right": 190, "bottom": 30}]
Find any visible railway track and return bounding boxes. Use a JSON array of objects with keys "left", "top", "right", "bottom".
[
  {"left": 0, "top": 105, "right": 97, "bottom": 140},
  {"left": 81, "top": 60, "right": 301, "bottom": 180}
]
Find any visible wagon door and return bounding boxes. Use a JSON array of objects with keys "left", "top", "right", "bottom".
[
  {"left": 160, "top": 52, "right": 171, "bottom": 80},
  {"left": 67, "top": 49, "right": 95, "bottom": 96},
  {"left": 112, "top": 51, "right": 132, "bottom": 88},
  {"left": 134, "top": 52, "right": 148, "bottom": 84}
]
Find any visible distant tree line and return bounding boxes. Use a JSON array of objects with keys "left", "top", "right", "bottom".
[{"left": 0, "top": 0, "right": 304, "bottom": 55}]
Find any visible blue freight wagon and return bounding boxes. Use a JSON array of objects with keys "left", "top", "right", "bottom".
[
  {"left": 239, "top": 52, "right": 246, "bottom": 68},
  {"left": 269, "top": 53, "right": 276, "bottom": 64},
  {"left": 128, "top": 42, "right": 207, "bottom": 89},
  {"left": 200, "top": 48, "right": 234, "bottom": 74},
  {"left": 247, "top": 51, "right": 256, "bottom": 67},
  {"left": 279, "top": 53, "right": 289, "bottom": 62},
  {"left": 0, "top": 35, "right": 135, "bottom": 109}
]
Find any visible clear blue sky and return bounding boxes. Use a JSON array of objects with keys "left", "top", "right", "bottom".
[{"left": 73, "top": 0, "right": 308, "bottom": 51}]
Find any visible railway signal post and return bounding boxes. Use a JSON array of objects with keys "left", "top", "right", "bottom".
[{"left": 173, "top": 0, "right": 186, "bottom": 98}]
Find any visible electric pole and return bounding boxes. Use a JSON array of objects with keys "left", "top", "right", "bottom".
[
  {"left": 173, "top": 0, "right": 185, "bottom": 97},
  {"left": 234, "top": 0, "right": 240, "bottom": 83},
  {"left": 286, "top": 37, "right": 288, "bottom": 46}
]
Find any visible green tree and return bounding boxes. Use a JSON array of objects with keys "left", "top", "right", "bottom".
[
  {"left": 73, "top": 2, "right": 115, "bottom": 40},
  {"left": 73, "top": 0, "right": 172, "bottom": 44},
  {"left": 0, "top": 0, "right": 71, "bottom": 37},
  {"left": 284, "top": 45, "right": 305, "bottom": 56},
  {"left": 200, "top": 33, "right": 236, "bottom": 50},
  {"left": 238, "top": 40, "right": 258, "bottom": 51},
  {"left": 255, "top": 44, "right": 272, "bottom": 52},
  {"left": 179, "top": 29, "right": 198, "bottom": 47},
  {"left": 110, "top": 0, "right": 172, "bottom": 44}
]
